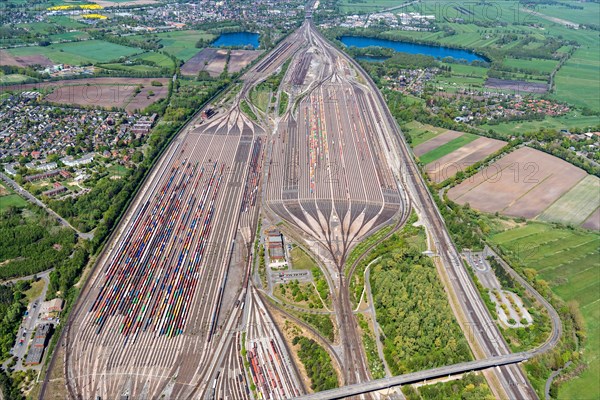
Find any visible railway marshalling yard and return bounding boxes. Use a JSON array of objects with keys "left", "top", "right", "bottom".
[{"left": 59, "top": 16, "right": 556, "bottom": 400}]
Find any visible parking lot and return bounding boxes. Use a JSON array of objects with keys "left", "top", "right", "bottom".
[{"left": 6, "top": 273, "right": 56, "bottom": 371}]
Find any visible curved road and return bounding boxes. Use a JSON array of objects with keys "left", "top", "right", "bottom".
[{"left": 300, "top": 19, "right": 562, "bottom": 400}]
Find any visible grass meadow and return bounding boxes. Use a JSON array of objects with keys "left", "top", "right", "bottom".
[{"left": 491, "top": 222, "right": 600, "bottom": 399}]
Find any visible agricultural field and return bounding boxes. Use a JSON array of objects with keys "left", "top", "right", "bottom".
[
  {"left": 47, "top": 16, "right": 87, "bottom": 30},
  {"left": 583, "top": 209, "right": 600, "bottom": 231},
  {"left": 417, "top": 132, "right": 479, "bottom": 164},
  {"left": 502, "top": 58, "right": 558, "bottom": 74},
  {"left": 124, "top": 82, "right": 168, "bottom": 113},
  {"left": 6, "top": 40, "right": 142, "bottom": 65},
  {"left": 181, "top": 48, "right": 228, "bottom": 77},
  {"left": 228, "top": 50, "right": 262, "bottom": 73},
  {"left": 92, "top": 0, "right": 158, "bottom": 6},
  {"left": 490, "top": 222, "right": 600, "bottom": 399},
  {"left": 430, "top": 74, "right": 486, "bottom": 93},
  {"left": 0, "top": 77, "right": 169, "bottom": 110},
  {"left": 448, "top": 147, "right": 587, "bottom": 219},
  {"left": 425, "top": 136, "right": 507, "bottom": 183},
  {"left": 554, "top": 46, "right": 600, "bottom": 112},
  {"left": 49, "top": 31, "right": 89, "bottom": 42},
  {"left": 413, "top": 129, "right": 463, "bottom": 156},
  {"left": 131, "top": 30, "right": 216, "bottom": 61},
  {"left": 484, "top": 78, "right": 548, "bottom": 94},
  {"left": 0, "top": 50, "right": 53, "bottom": 68},
  {"left": 0, "top": 74, "right": 33, "bottom": 84},
  {"left": 336, "top": 0, "right": 401, "bottom": 14},
  {"left": 43, "top": 83, "right": 130, "bottom": 109},
  {"left": 532, "top": 2, "right": 600, "bottom": 28},
  {"left": 482, "top": 114, "right": 600, "bottom": 138},
  {"left": 133, "top": 51, "right": 175, "bottom": 68},
  {"left": 441, "top": 62, "right": 488, "bottom": 77},
  {"left": 537, "top": 175, "right": 600, "bottom": 228},
  {"left": 97, "top": 63, "right": 163, "bottom": 74},
  {"left": 404, "top": 121, "right": 449, "bottom": 147}
]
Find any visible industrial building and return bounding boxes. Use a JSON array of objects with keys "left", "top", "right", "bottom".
[{"left": 24, "top": 324, "right": 53, "bottom": 366}]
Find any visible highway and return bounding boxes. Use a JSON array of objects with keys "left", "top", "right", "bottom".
[
  {"left": 309, "top": 21, "right": 561, "bottom": 399},
  {"left": 295, "top": 351, "right": 533, "bottom": 400},
  {"left": 41, "top": 5, "right": 563, "bottom": 399}
]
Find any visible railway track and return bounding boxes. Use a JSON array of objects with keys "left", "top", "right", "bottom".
[{"left": 313, "top": 20, "right": 552, "bottom": 399}]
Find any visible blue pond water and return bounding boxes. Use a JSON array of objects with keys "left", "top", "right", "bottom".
[
  {"left": 212, "top": 32, "right": 260, "bottom": 49},
  {"left": 341, "top": 35, "right": 486, "bottom": 63},
  {"left": 356, "top": 55, "right": 389, "bottom": 63}
]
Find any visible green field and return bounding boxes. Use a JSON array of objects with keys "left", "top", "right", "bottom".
[
  {"left": 404, "top": 121, "right": 448, "bottom": 146},
  {"left": 24, "top": 279, "right": 45, "bottom": 303},
  {"left": 554, "top": 46, "right": 600, "bottom": 112},
  {"left": 418, "top": 133, "right": 478, "bottom": 164},
  {"left": 0, "top": 194, "right": 28, "bottom": 210},
  {"left": 482, "top": 114, "right": 600, "bottom": 137},
  {"left": 240, "top": 99, "right": 257, "bottom": 122},
  {"left": 49, "top": 31, "right": 89, "bottom": 42},
  {"left": 503, "top": 57, "right": 558, "bottom": 74},
  {"left": 249, "top": 84, "right": 272, "bottom": 112},
  {"left": 290, "top": 246, "right": 316, "bottom": 270},
  {"left": 0, "top": 74, "right": 33, "bottom": 84},
  {"left": 538, "top": 175, "right": 600, "bottom": 227},
  {"left": 7, "top": 40, "right": 142, "bottom": 65},
  {"left": 337, "top": 0, "right": 403, "bottom": 14},
  {"left": 442, "top": 63, "right": 488, "bottom": 77},
  {"left": 134, "top": 52, "right": 175, "bottom": 68},
  {"left": 0, "top": 183, "right": 28, "bottom": 210},
  {"left": 48, "top": 16, "right": 87, "bottom": 29},
  {"left": 98, "top": 63, "right": 162, "bottom": 73},
  {"left": 534, "top": 2, "right": 600, "bottom": 27},
  {"left": 107, "top": 164, "right": 129, "bottom": 177},
  {"left": 491, "top": 222, "right": 600, "bottom": 398},
  {"left": 431, "top": 74, "right": 486, "bottom": 92},
  {"left": 132, "top": 30, "right": 216, "bottom": 61}
]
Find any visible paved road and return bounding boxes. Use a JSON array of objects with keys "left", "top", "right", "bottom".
[
  {"left": 310, "top": 21, "right": 561, "bottom": 399},
  {"left": 298, "top": 242, "right": 564, "bottom": 400},
  {"left": 545, "top": 361, "right": 571, "bottom": 400},
  {"left": 363, "top": 259, "right": 392, "bottom": 378},
  {"left": 7, "top": 271, "right": 51, "bottom": 372},
  {"left": 0, "top": 268, "right": 54, "bottom": 285},
  {"left": 295, "top": 352, "right": 533, "bottom": 400},
  {"left": 0, "top": 171, "right": 92, "bottom": 239}
]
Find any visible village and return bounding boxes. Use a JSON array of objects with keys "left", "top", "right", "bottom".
[{"left": 0, "top": 92, "right": 155, "bottom": 199}]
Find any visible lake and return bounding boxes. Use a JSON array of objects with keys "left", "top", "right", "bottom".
[
  {"left": 212, "top": 32, "right": 260, "bottom": 49},
  {"left": 356, "top": 55, "right": 389, "bottom": 63},
  {"left": 340, "top": 36, "right": 486, "bottom": 63}
]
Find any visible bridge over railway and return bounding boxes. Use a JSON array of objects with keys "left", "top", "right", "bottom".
[{"left": 41, "top": 3, "right": 562, "bottom": 398}]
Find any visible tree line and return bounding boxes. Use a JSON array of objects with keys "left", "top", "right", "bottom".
[{"left": 292, "top": 336, "right": 338, "bottom": 391}]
